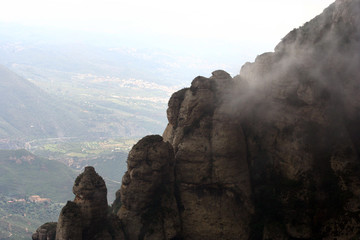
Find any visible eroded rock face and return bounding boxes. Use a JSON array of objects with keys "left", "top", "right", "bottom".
[
  {"left": 117, "top": 135, "right": 181, "bottom": 240},
  {"left": 163, "top": 70, "right": 254, "bottom": 240}
]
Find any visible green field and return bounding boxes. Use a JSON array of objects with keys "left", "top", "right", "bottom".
[
  {"left": 30, "top": 138, "right": 134, "bottom": 182},
  {"left": 31, "top": 138, "right": 137, "bottom": 158}
]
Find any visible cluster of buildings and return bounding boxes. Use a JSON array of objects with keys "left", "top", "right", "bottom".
[{"left": 7, "top": 195, "right": 51, "bottom": 203}]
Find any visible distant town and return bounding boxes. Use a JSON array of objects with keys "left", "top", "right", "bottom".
[{"left": 7, "top": 195, "right": 51, "bottom": 204}]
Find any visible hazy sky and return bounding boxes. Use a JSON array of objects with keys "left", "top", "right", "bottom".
[{"left": 0, "top": 0, "right": 335, "bottom": 68}]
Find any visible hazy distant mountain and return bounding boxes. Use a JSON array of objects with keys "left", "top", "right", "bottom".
[
  {"left": 0, "top": 63, "right": 168, "bottom": 141},
  {"left": 0, "top": 23, "right": 232, "bottom": 86},
  {"left": 0, "top": 35, "right": 176, "bottom": 138},
  {"left": 0, "top": 65, "right": 87, "bottom": 139}
]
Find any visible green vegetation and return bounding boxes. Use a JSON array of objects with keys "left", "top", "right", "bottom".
[
  {"left": 0, "top": 149, "right": 76, "bottom": 202},
  {"left": 0, "top": 149, "right": 72, "bottom": 239},
  {"left": 30, "top": 138, "right": 135, "bottom": 183},
  {"left": 31, "top": 138, "right": 137, "bottom": 159},
  {"left": 29, "top": 138, "right": 132, "bottom": 203},
  {"left": 0, "top": 148, "right": 126, "bottom": 239},
  {"left": 0, "top": 195, "right": 63, "bottom": 240},
  {"left": 0, "top": 149, "right": 68, "bottom": 240}
]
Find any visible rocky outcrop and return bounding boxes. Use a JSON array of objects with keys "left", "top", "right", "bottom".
[
  {"left": 35, "top": 0, "right": 360, "bottom": 239},
  {"left": 32, "top": 222, "right": 57, "bottom": 240},
  {"left": 55, "top": 166, "right": 124, "bottom": 240},
  {"left": 117, "top": 135, "right": 181, "bottom": 240}
]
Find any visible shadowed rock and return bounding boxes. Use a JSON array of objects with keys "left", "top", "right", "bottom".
[
  {"left": 56, "top": 201, "right": 82, "bottom": 240},
  {"left": 117, "top": 135, "right": 181, "bottom": 240},
  {"left": 55, "top": 166, "right": 124, "bottom": 240},
  {"left": 163, "top": 70, "right": 253, "bottom": 240},
  {"left": 32, "top": 222, "right": 57, "bottom": 240},
  {"left": 72, "top": 166, "right": 108, "bottom": 236}
]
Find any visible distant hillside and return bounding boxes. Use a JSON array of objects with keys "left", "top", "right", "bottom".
[
  {"left": 0, "top": 149, "right": 121, "bottom": 239},
  {"left": 0, "top": 195, "right": 64, "bottom": 240},
  {"left": 0, "top": 149, "right": 76, "bottom": 202},
  {"left": 0, "top": 148, "right": 121, "bottom": 201},
  {"left": 0, "top": 65, "right": 87, "bottom": 139},
  {"left": 0, "top": 63, "right": 167, "bottom": 141},
  {"left": 0, "top": 149, "right": 74, "bottom": 240}
]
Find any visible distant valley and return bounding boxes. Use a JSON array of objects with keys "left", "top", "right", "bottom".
[
  {"left": 0, "top": 149, "right": 75, "bottom": 240},
  {"left": 0, "top": 148, "right": 123, "bottom": 239},
  {"left": 0, "top": 24, "right": 209, "bottom": 240},
  {"left": 0, "top": 64, "right": 165, "bottom": 143}
]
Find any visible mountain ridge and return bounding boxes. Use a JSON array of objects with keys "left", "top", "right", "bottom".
[
  {"left": 0, "top": 64, "right": 164, "bottom": 142},
  {"left": 0, "top": 65, "right": 88, "bottom": 139}
]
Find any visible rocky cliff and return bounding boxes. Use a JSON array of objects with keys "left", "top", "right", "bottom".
[{"left": 34, "top": 0, "right": 360, "bottom": 239}]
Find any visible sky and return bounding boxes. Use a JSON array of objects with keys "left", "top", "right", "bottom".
[{"left": 0, "top": 0, "right": 335, "bottom": 70}]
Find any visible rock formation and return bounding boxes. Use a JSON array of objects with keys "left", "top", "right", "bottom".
[
  {"left": 117, "top": 135, "right": 181, "bottom": 240},
  {"left": 35, "top": 0, "right": 360, "bottom": 239},
  {"left": 35, "top": 166, "right": 124, "bottom": 240},
  {"left": 32, "top": 222, "right": 57, "bottom": 240},
  {"left": 163, "top": 70, "right": 254, "bottom": 239}
]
